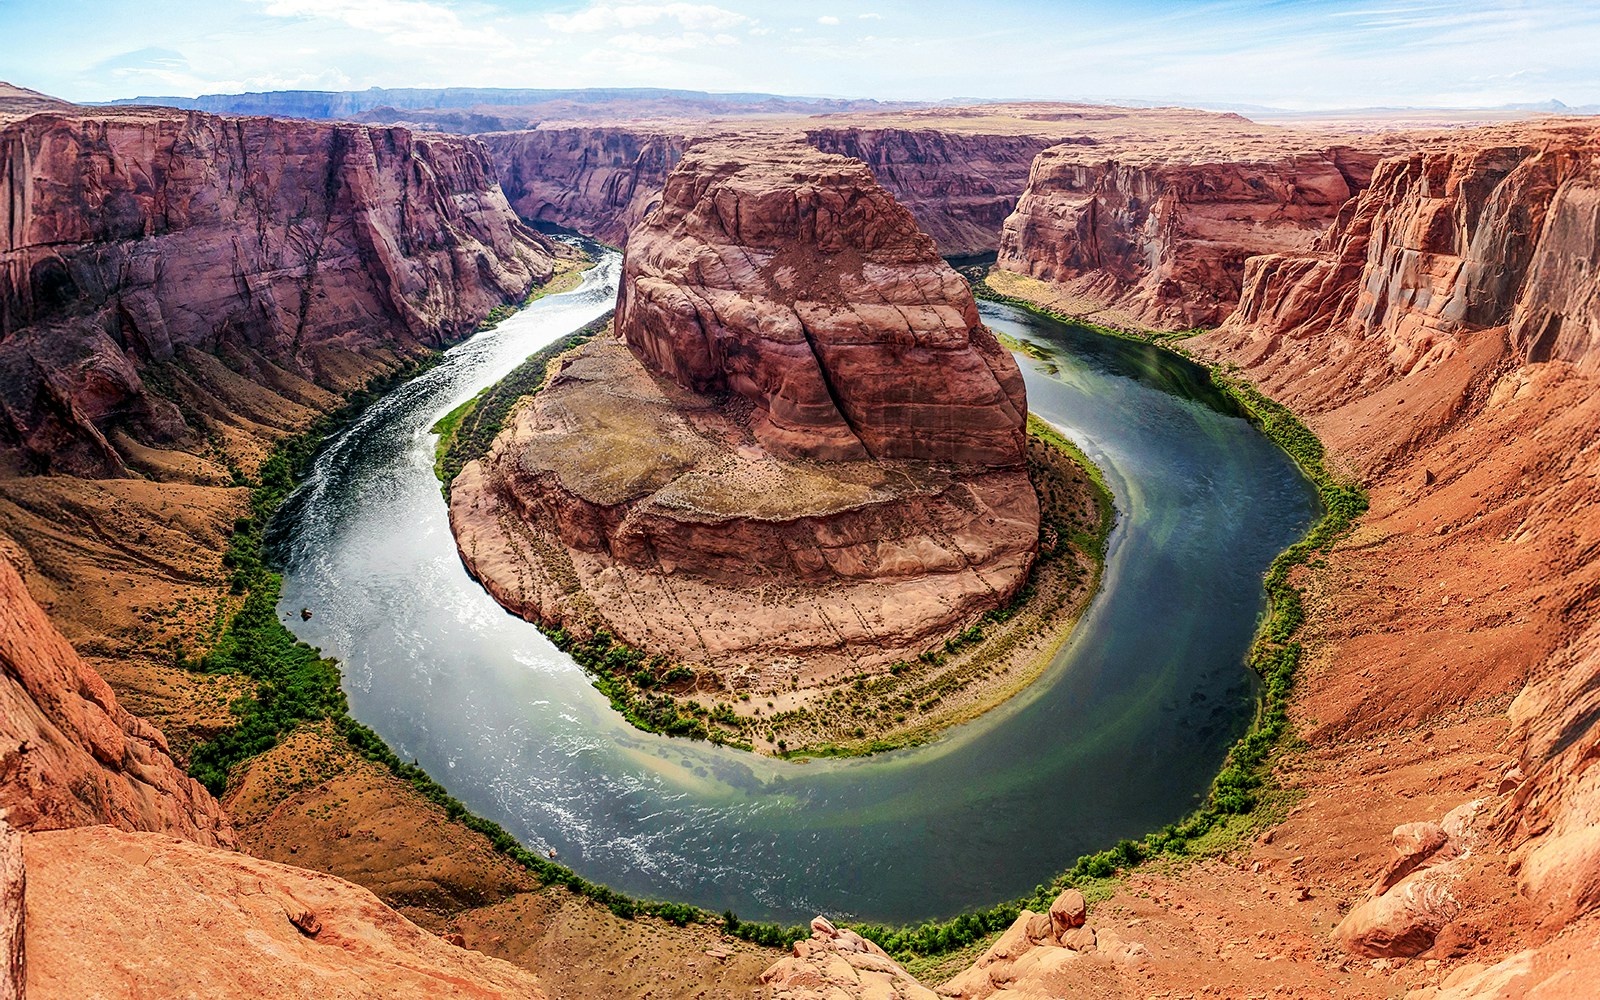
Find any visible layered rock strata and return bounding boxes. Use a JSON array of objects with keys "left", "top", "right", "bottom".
[
  {"left": 451, "top": 141, "right": 1038, "bottom": 687},
  {"left": 997, "top": 143, "right": 1382, "bottom": 330},
  {"left": 0, "top": 108, "right": 558, "bottom": 476}
]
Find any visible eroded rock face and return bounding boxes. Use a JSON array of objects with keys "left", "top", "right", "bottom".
[
  {"left": 1185, "top": 120, "right": 1600, "bottom": 981},
  {"left": 0, "top": 554, "right": 233, "bottom": 846},
  {"left": 0, "top": 108, "right": 556, "bottom": 475},
  {"left": 1220, "top": 124, "right": 1600, "bottom": 386},
  {"left": 482, "top": 126, "right": 686, "bottom": 246},
  {"left": 451, "top": 141, "right": 1038, "bottom": 685},
  {"left": 21, "top": 825, "right": 548, "bottom": 1000},
  {"left": 998, "top": 144, "right": 1379, "bottom": 330},
  {"left": 803, "top": 129, "right": 1056, "bottom": 256},
  {"left": 617, "top": 141, "right": 1027, "bottom": 466}
]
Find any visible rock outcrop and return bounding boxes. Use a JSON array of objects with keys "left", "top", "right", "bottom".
[
  {"left": 761, "top": 917, "right": 938, "bottom": 1000},
  {"left": 450, "top": 140, "right": 1038, "bottom": 704},
  {"left": 616, "top": 141, "right": 1027, "bottom": 467},
  {"left": 1, "top": 820, "right": 19, "bottom": 1000},
  {"left": 998, "top": 143, "right": 1382, "bottom": 330},
  {"left": 0, "top": 108, "right": 558, "bottom": 476},
  {"left": 0, "top": 553, "right": 232, "bottom": 846},
  {"left": 482, "top": 127, "right": 685, "bottom": 245},
  {"left": 21, "top": 824, "right": 549, "bottom": 999}
]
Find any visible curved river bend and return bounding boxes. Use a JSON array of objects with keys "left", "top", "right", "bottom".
[{"left": 274, "top": 250, "right": 1318, "bottom": 924}]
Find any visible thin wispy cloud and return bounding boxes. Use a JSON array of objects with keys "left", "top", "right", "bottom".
[{"left": 2, "top": 0, "right": 1596, "bottom": 109}]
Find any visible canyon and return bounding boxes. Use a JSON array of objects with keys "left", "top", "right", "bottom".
[
  {"left": 4, "top": 80, "right": 1600, "bottom": 1000},
  {"left": 445, "top": 140, "right": 1103, "bottom": 754}
]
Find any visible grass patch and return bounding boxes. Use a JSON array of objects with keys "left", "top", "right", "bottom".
[{"left": 433, "top": 309, "right": 614, "bottom": 493}]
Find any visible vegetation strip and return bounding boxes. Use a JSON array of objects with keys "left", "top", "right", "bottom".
[
  {"left": 185, "top": 274, "right": 1365, "bottom": 964},
  {"left": 432, "top": 309, "right": 615, "bottom": 494}
]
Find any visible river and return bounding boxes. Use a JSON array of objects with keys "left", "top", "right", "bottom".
[{"left": 273, "top": 248, "right": 1319, "bottom": 924}]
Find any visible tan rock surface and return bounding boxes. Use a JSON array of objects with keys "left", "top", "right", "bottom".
[
  {"left": 762, "top": 916, "right": 939, "bottom": 1000},
  {"left": 21, "top": 825, "right": 549, "bottom": 1000},
  {"left": 1, "top": 820, "right": 20, "bottom": 1000}
]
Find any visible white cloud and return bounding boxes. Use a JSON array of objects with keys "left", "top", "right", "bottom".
[
  {"left": 817, "top": 15, "right": 839, "bottom": 25},
  {"left": 858, "top": 12, "right": 882, "bottom": 19},
  {"left": 254, "top": 0, "right": 497, "bottom": 48},
  {"left": 547, "top": 2, "right": 747, "bottom": 35},
  {"left": 609, "top": 30, "right": 740, "bottom": 53}
]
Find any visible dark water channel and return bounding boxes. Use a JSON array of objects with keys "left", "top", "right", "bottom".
[{"left": 274, "top": 252, "right": 1319, "bottom": 924}]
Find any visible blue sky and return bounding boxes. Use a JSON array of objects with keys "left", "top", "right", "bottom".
[{"left": 2, "top": 0, "right": 1597, "bottom": 109}]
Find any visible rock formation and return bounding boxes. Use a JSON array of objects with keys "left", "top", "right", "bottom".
[
  {"left": 997, "top": 143, "right": 1382, "bottom": 330},
  {"left": 762, "top": 917, "right": 939, "bottom": 1000},
  {"left": 450, "top": 140, "right": 1038, "bottom": 692},
  {"left": 615, "top": 142, "right": 1028, "bottom": 467},
  {"left": 20, "top": 824, "right": 549, "bottom": 999},
  {"left": 0, "top": 108, "right": 558, "bottom": 476},
  {"left": 0, "top": 552, "right": 232, "bottom": 846}
]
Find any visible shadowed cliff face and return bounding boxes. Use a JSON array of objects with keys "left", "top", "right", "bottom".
[
  {"left": 617, "top": 141, "right": 1028, "bottom": 467},
  {"left": 0, "top": 109, "right": 557, "bottom": 477},
  {"left": 480, "top": 127, "right": 686, "bottom": 245},
  {"left": 802, "top": 128, "right": 1056, "bottom": 256},
  {"left": 997, "top": 145, "right": 1380, "bottom": 330},
  {"left": 483, "top": 125, "right": 1056, "bottom": 257}
]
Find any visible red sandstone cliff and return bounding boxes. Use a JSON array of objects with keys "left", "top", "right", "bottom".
[
  {"left": 0, "top": 108, "right": 558, "bottom": 476},
  {"left": 0, "top": 552, "right": 232, "bottom": 846},
  {"left": 616, "top": 141, "right": 1027, "bottom": 467},
  {"left": 1185, "top": 120, "right": 1600, "bottom": 988},
  {"left": 997, "top": 143, "right": 1381, "bottom": 330}
]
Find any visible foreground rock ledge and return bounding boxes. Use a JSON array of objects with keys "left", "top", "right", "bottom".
[{"left": 449, "top": 141, "right": 1062, "bottom": 746}]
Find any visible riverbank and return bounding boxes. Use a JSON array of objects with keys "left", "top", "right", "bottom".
[{"left": 434, "top": 324, "right": 1114, "bottom": 759}]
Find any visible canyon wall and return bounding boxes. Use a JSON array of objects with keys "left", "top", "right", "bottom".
[
  {"left": 0, "top": 551, "right": 232, "bottom": 846},
  {"left": 484, "top": 124, "right": 1055, "bottom": 256},
  {"left": 801, "top": 128, "right": 1055, "bottom": 256},
  {"left": 997, "top": 143, "right": 1381, "bottom": 330},
  {"left": 1189, "top": 120, "right": 1600, "bottom": 986},
  {"left": 481, "top": 126, "right": 685, "bottom": 245},
  {"left": 0, "top": 108, "right": 557, "bottom": 477}
]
